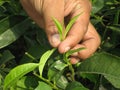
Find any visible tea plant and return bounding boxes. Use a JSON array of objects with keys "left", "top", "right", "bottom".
[
  {"left": 3, "top": 13, "right": 87, "bottom": 90},
  {"left": 0, "top": 0, "right": 120, "bottom": 90}
]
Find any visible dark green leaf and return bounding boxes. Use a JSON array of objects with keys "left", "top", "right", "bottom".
[
  {"left": 48, "top": 60, "right": 64, "bottom": 82},
  {"left": 56, "top": 75, "right": 68, "bottom": 89},
  {"left": 16, "top": 76, "right": 39, "bottom": 90},
  {"left": 78, "top": 52, "right": 120, "bottom": 88},
  {"left": 0, "top": 50, "right": 15, "bottom": 66},
  {"left": 92, "top": 0, "right": 104, "bottom": 14},
  {"left": 0, "top": 15, "right": 31, "bottom": 49},
  {"left": 65, "top": 81, "right": 89, "bottom": 90}
]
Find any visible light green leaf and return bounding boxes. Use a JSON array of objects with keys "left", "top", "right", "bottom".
[
  {"left": 0, "top": 0, "right": 10, "bottom": 6},
  {"left": 4, "top": 63, "right": 39, "bottom": 90},
  {"left": 52, "top": 17, "right": 63, "bottom": 40},
  {"left": 0, "top": 15, "right": 31, "bottom": 49},
  {"left": 64, "top": 14, "right": 81, "bottom": 39},
  {"left": 66, "top": 47, "right": 85, "bottom": 57},
  {"left": 65, "top": 81, "right": 89, "bottom": 90},
  {"left": 78, "top": 52, "right": 120, "bottom": 89},
  {"left": 35, "top": 81, "right": 52, "bottom": 90},
  {"left": 39, "top": 48, "right": 56, "bottom": 76}
]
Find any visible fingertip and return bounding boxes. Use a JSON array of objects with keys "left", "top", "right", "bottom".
[
  {"left": 49, "top": 33, "right": 61, "bottom": 47},
  {"left": 70, "top": 57, "right": 80, "bottom": 64}
]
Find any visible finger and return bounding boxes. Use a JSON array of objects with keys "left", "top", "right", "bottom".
[
  {"left": 70, "top": 56, "right": 80, "bottom": 64},
  {"left": 59, "top": 0, "right": 91, "bottom": 53},
  {"left": 20, "top": 0, "right": 44, "bottom": 28},
  {"left": 42, "top": 0, "right": 64, "bottom": 47},
  {"left": 71, "top": 22, "right": 101, "bottom": 60}
]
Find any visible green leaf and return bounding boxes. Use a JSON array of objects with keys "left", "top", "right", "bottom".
[
  {"left": 52, "top": 17, "right": 63, "bottom": 40},
  {"left": 78, "top": 52, "right": 120, "bottom": 89},
  {"left": 66, "top": 47, "right": 85, "bottom": 57},
  {"left": 56, "top": 75, "right": 68, "bottom": 89},
  {"left": 91, "top": 0, "right": 104, "bottom": 14},
  {"left": 54, "top": 60, "right": 68, "bottom": 71},
  {"left": 65, "top": 81, "right": 89, "bottom": 90},
  {"left": 0, "top": 50, "right": 15, "bottom": 66},
  {"left": 113, "top": 10, "right": 120, "bottom": 24},
  {"left": 0, "top": 15, "right": 31, "bottom": 49},
  {"left": 4, "top": 63, "right": 39, "bottom": 90},
  {"left": 35, "top": 81, "right": 52, "bottom": 90},
  {"left": 16, "top": 76, "right": 39, "bottom": 90},
  {"left": 0, "top": 0, "right": 10, "bottom": 6},
  {"left": 64, "top": 14, "right": 81, "bottom": 39},
  {"left": 39, "top": 48, "right": 56, "bottom": 76},
  {"left": 48, "top": 60, "right": 66, "bottom": 88},
  {"left": 48, "top": 60, "right": 64, "bottom": 81}
]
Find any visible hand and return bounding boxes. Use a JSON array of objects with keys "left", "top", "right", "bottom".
[
  {"left": 20, "top": 0, "right": 100, "bottom": 64},
  {"left": 70, "top": 22, "right": 101, "bottom": 64}
]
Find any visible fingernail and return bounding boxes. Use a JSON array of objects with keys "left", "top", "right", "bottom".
[
  {"left": 72, "top": 52, "right": 78, "bottom": 56},
  {"left": 51, "top": 34, "right": 60, "bottom": 46},
  {"left": 70, "top": 58, "right": 80, "bottom": 64},
  {"left": 64, "top": 47, "right": 70, "bottom": 52}
]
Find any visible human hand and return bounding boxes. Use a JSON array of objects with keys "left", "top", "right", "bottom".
[{"left": 20, "top": 0, "right": 100, "bottom": 64}]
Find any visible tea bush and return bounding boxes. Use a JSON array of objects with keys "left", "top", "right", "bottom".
[{"left": 0, "top": 0, "right": 120, "bottom": 90}]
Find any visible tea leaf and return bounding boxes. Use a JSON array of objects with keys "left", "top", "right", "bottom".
[
  {"left": 52, "top": 17, "right": 63, "bottom": 40},
  {"left": 66, "top": 47, "right": 85, "bottom": 57},
  {"left": 48, "top": 60, "right": 64, "bottom": 81},
  {"left": 64, "top": 13, "right": 82, "bottom": 39},
  {"left": 78, "top": 52, "right": 120, "bottom": 89},
  {"left": 4, "top": 63, "right": 39, "bottom": 90},
  {"left": 65, "top": 81, "right": 89, "bottom": 90},
  {"left": 0, "top": 15, "right": 31, "bottom": 49},
  {"left": 56, "top": 75, "right": 68, "bottom": 89},
  {"left": 39, "top": 48, "right": 56, "bottom": 76},
  {"left": 35, "top": 81, "right": 52, "bottom": 90},
  {"left": 0, "top": 50, "right": 15, "bottom": 66}
]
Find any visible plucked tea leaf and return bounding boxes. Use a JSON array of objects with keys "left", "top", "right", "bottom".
[
  {"left": 4, "top": 63, "right": 38, "bottom": 90},
  {"left": 64, "top": 14, "right": 81, "bottom": 39},
  {"left": 39, "top": 48, "right": 56, "bottom": 76},
  {"left": 78, "top": 52, "right": 120, "bottom": 88},
  {"left": 66, "top": 47, "right": 85, "bottom": 57},
  {"left": 52, "top": 17, "right": 63, "bottom": 40}
]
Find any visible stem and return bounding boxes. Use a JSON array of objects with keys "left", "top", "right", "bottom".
[
  {"left": 33, "top": 73, "right": 59, "bottom": 90},
  {"left": 68, "top": 63, "right": 75, "bottom": 81},
  {"left": 63, "top": 53, "right": 75, "bottom": 81}
]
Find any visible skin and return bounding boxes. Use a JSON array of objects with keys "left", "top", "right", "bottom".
[{"left": 20, "top": 0, "right": 101, "bottom": 64}]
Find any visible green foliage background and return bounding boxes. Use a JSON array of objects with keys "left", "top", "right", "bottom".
[{"left": 0, "top": 0, "right": 120, "bottom": 90}]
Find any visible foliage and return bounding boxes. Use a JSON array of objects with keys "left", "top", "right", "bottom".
[{"left": 0, "top": 0, "right": 120, "bottom": 90}]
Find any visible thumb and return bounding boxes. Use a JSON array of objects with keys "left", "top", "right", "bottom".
[{"left": 42, "top": 0, "right": 64, "bottom": 47}]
